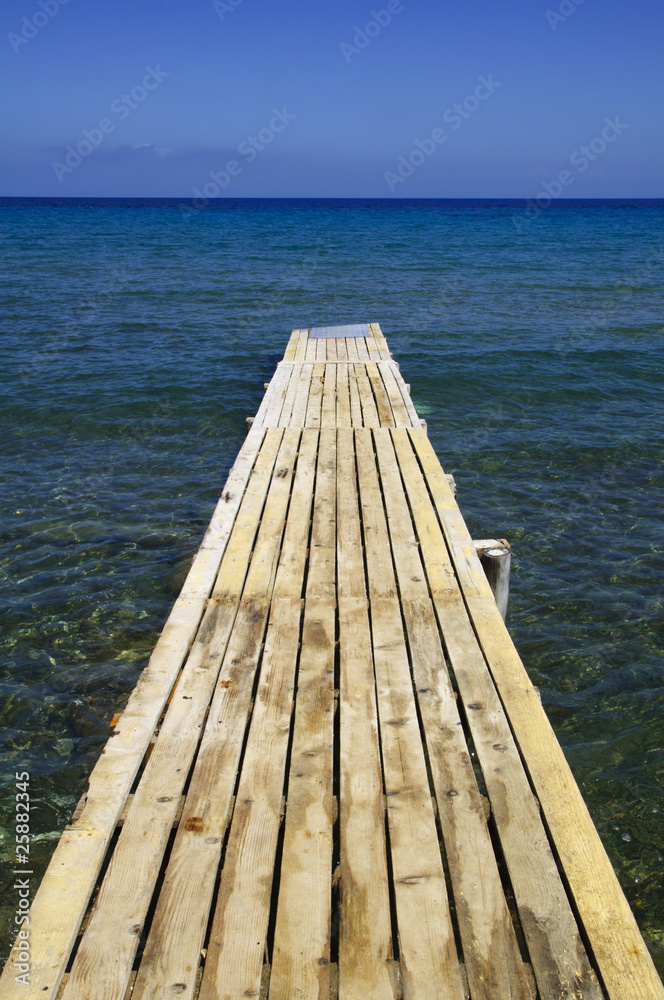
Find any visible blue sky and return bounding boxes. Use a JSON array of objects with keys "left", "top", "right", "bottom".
[{"left": 1, "top": 0, "right": 661, "bottom": 197}]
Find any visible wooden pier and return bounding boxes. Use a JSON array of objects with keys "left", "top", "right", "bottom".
[{"left": 3, "top": 324, "right": 662, "bottom": 1000}]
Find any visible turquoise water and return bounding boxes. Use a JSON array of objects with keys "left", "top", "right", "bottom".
[{"left": 1, "top": 198, "right": 663, "bottom": 972}]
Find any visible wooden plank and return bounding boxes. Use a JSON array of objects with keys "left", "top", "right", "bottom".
[
  {"left": 373, "top": 429, "right": 534, "bottom": 1000},
  {"left": 237, "top": 429, "right": 304, "bottom": 601},
  {"left": 335, "top": 337, "right": 348, "bottom": 361},
  {"left": 270, "top": 431, "right": 337, "bottom": 1000},
  {"left": 326, "top": 337, "right": 338, "bottom": 361},
  {"left": 354, "top": 430, "right": 464, "bottom": 1000},
  {"left": 133, "top": 435, "right": 315, "bottom": 1000},
  {"left": 60, "top": 431, "right": 294, "bottom": 1000},
  {"left": 353, "top": 364, "right": 380, "bottom": 429},
  {"left": 268, "top": 602, "right": 335, "bottom": 1000},
  {"left": 365, "top": 330, "right": 382, "bottom": 362},
  {"left": 336, "top": 428, "right": 394, "bottom": 1000},
  {"left": 190, "top": 431, "right": 314, "bottom": 1000},
  {"left": 293, "top": 328, "right": 309, "bottom": 362},
  {"left": 378, "top": 363, "right": 413, "bottom": 427},
  {"left": 282, "top": 329, "right": 298, "bottom": 361},
  {"left": 365, "top": 362, "right": 394, "bottom": 426},
  {"left": 345, "top": 337, "right": 360, "bottom": 362},
  {"left": 198, "top": 595, "right": 303, "bottom": 1000},
  {"left": 321, "top": 362, "right": 337, "bottom": 429},
  {"left": 283, "top": 329, "right": 300, "bottom": 361},
  {"left": 254, "top": 362, "right": 292, "bottom": 427},
  {"left": 278, "top": 363, "right": 302, "bottom": 428},
  {"left": 385, "top": 361, "right": 421, "bottom": 427},
  {"left": 348, "top": 365, "right": 363, "bottom": 428},
  {"left": 371, "top": 598, "right": 466, "bottom": 1000},
  {"left": 391, "top": 428, "right": 602, "bottom": 1000},
  {"left": 304, "top": 427, "right": 337, "bottom": 601},
  {"left": 409, "top": 427, "right": 664, "bottom": 1000},
  {"left": 316, "top": 338, "right": 327, "bottom": 362},
  {"left": 289, "top": 363, "right": 314, "bottom": 429},
  {"left": 0, "top": 426, "right": 269, "bottom": 1000},
  {"left": 335, "top": 362, "right": 352, "bottom": 428},
  {"left": 305, "top": 336, "right": 317, "bottom": 362},
  {"left": 272, "top": 430, "right": 319, "bottom": 599},
  {"left": 356, "top": 337, "right": 370, "bottom": 361},
  {"left": 305, "top": 363, "right": 325, "bottom": 428},
  {"left": 369, "top": 322, "right": 392, "bottom": 359}
]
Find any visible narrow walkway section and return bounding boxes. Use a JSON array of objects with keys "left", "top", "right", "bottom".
[{"left": 3, "top": 324, "right": 662, "bottom": 1000}]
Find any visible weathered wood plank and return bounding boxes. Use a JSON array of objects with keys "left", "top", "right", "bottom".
[
  {"left": 355, "top": 430, "right": 465, "bottom": 1000},
  {"left": 369, "top": 322, "right": 392, "bottom": 359},
  {"left": 353, "top": 364, "right": 380, "bottom": 429},
  {"left": 365, "top": 362, "right": 394, "bottom": 426},
  {"left": 0, "top": 426, "right": 269, "bottom": 1000},
  {"left": 305, "top": 363, "right": 325, "bottom": 428},
  {"left": 379, "top": 362, "right": 414, "bottom": 427},
  {"left": 194, "top": 429, "right": 315, "bottom": 1000},
  {"left": 270, "top": 432, "right": 337, "bottom": 1000},
  {"left": 268, "top": 601, "right": 336, "bottom": 1000},
  {"left": 60, "top": 431, "right": 294, "bottom": 1000},
  {"left": 131, "top": 431, "right": 310, "bottom": 1000},
  {"left": 365, "top": 329, "right": 382, "bottom": 361},
  {"left": 253, "top": 363, "right": 290, "bottom": 427},
  {"left": 198, "top": 596, "right": 304, "bottom": 1000},
  {"left": 273, "top": 429, "right": 318, "bottom": 598},
  {"left": 373, "top": 429, "right": 534, "bottom": 1000},
  {"left": 282, "top": 329, "right": 299, "bottom": 361},
  {"left": 289, "top": 363, "right": 314, "bottom": 429},
  {"left": 335, "top": 337, "right": 348, "bottom": 361},
  {"left": 371, "top": 598, "right": 466, "bottom": 1000},
  {"left": 345, "top": 337, "right": 360, "bottom": 362},
  {"left": 293, "top": 328, "right": 309, "bottom": 362},
  {"left": 321, "top": 363, "right": 337, "bottom": 429},
  {"left": 335, "top": 362, "right": 352, "bottom": 429},
  {"left": 316, "top": 338, "right": 327, "bottom": 362},
  {"left": 305, "top": 336, "right": 317, "bottom": 362},
  {"left": 130, "top": 594, "right": 271, "bottom": 1000},
  {"left": 384, "top": 361, "right": 421, "bottom": 427},
  {"left": 337, "top": 429, "right": 393, "bottom": 999},
  {"left": 283, "top": 329, "right": 304, "bottom": 361},
  {"left": 348, "top": 365, "right": 363, "bottom": 428},
  {"left": 278, "top": 363, "right": 302, "bottom": 428},
  {"left": 304, "top": 427, "right": 337, "bottom": 601},
  {"left": 356, "top": 337, "right": 370, "bottom": 361},
  {"left": 391, "top": 428, "right": 602, "bottom": 1000},
  {"left": 409, "top": 426, "right": 664, "bottom": 1000}
]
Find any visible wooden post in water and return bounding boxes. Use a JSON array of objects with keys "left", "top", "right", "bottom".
[{"left": 473, "top": 539, "right": 511, "bottom": 620}]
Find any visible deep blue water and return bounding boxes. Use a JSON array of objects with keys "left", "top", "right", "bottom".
[{"left": 1, "top": 198, "right": 663, "bottom": 971}]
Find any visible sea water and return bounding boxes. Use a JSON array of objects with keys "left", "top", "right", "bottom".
[{"left": 0, "top": 197, "right": 662, "bottom": 971}]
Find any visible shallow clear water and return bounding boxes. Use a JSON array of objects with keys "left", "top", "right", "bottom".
[{"left": 1, "top": 198, "right": 663, "bottom": 972}]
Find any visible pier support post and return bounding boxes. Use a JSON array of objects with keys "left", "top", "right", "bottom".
[{"left": 473, "top": 539, "right": 511, "bottom": 620}]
